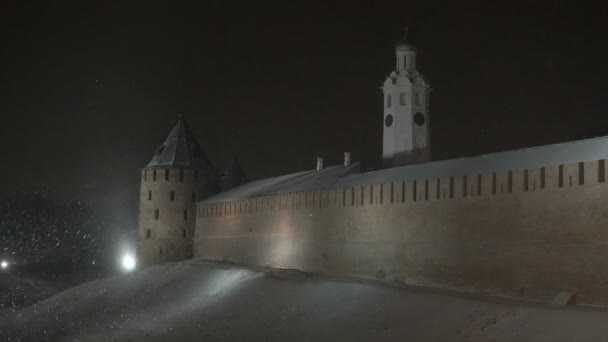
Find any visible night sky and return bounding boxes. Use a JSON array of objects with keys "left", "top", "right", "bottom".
[{"left": 2, "top": 1, "right": 608, "bottom": 230}]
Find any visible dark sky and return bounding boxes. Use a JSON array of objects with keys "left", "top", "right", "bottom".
[{"left": 2, "top": 1, "right": 608, "bottom": 229}]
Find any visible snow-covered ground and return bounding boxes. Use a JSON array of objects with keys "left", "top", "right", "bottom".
[
  {"left": 0, "top": 273, "right": 60, "bottom": 316},
  {"left": 2, "top": 260, "right": 608, "bottom": 341}
]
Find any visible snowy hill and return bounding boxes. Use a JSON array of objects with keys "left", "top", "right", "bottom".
[
  {"left": 0, "top": 273, "right": 60, "bottom": 316},
  {"left": 2, "top": 260, "right": 608, "bottom": 341}
]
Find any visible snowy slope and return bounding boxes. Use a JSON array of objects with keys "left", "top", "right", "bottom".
[
  {"left": 2, "top": 260, "right": 608, "bottom": 341},
  {"left": 0, "top": 273, "right": 60, "bottom": 316}
]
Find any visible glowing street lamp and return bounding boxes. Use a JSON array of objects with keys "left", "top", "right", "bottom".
[
  {"left": 121, "top": 253, "right": 136, "bottom": 272},
  {"left": 1, "top": 260, "right": 8, "bottom": 270}
]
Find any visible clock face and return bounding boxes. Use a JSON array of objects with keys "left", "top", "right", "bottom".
[
  {"left": 385, "top": 114, "right": 393, "bottom": 127},
  {"left": 414, "top": 112, "right": 425, "bottom": 126}
]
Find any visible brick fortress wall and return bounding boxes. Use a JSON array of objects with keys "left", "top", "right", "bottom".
[{"left": 193, "top": 159, "right": 608, "bottom": 303}]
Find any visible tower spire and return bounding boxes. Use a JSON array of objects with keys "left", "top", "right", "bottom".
[{"left": 395, "top": 27, "right": 416, "bottom": 72}]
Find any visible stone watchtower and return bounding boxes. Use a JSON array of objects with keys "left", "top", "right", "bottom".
[
  {"left": 382, "top": 30, "right": 431, "bottom": 168},
  {"left": 137, "top": 115, "right": 217, "bottom": 266}
]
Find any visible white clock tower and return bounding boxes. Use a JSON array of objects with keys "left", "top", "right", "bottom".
[{"left": 382, "top": 31, "right": 430, "bottom": 167}]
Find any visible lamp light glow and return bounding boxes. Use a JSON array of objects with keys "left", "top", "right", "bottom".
[{"left": 121, "top": 254, "right": 136, "bottom": 272}]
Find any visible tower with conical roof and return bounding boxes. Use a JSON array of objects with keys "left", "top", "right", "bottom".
[
  {"left": 382, "top": 29, "right": 431, "bottom": 167},
  {"left": 220, "top": 157, "right": 248, "bottom": 191},
  {"left": 137, "top": 115, "right": 217, "bottom": 266}
]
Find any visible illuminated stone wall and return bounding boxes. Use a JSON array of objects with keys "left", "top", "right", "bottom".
[
  {"left": 193, "top": 159, "right": 608, "bottom": 303},
  {"left": 138, "top": 167, "right": 214, "bottom": 267}
]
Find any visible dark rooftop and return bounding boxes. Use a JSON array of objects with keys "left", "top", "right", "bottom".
[{"left": 145, "top": 116, "right": 212, "bottom": 170}]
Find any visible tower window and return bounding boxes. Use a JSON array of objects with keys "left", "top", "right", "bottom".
[
  {"left": 165, "top": 169, "right": 169, "bottom": 181},
  {"left": 179, "top": 169, "right": 184, "bottom": 182},
  {"left": 415, "top": 93, "right": 421, "bottom": 106},
  {"left": 182, "top": 229, "right": 187, "bottom": 239},
  {"left": 153, "top": 169, "right": 157, "bottom": 182},
  {"left": 146, "top": 229, "right": 151, "bottom": 239},
  {"left": 148, "top": 190, "right": 152, "bottom": 201},
  {"left": 159, "top": 248, "right": 163, "bottom": 256},
  {"left": 579, "top": 162, "right": 585, "bottom": 185},
  {"left": 144, "top": 170, "right": 147, "bottom": 182},
  {"left": 154, "top": 209, "right": 159, "bottom": 220},
  {"left": 387, "top": 94, "right": 392, "bottom": 108},
  {"left": 170, "top": 191, "right": 175, "bottom": 201},
  {"left": 599, "top": 160, "right": 605, "bottom": 183},
  {"left": 184, "top": 209, "right": 188, "bottom": 221},
  {"left": 399, "top": 92, "right": 406, "bottom": 105},
  {"left": 403, "top": 55, "right": 407, "bottom": 69}
]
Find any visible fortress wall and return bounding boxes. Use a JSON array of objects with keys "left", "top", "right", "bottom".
[{"left": 194, "top": 159, "right": 608, "bottom": 303}]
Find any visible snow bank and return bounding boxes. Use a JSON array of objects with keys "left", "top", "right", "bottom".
[
  {"left": 0, "top": 273, "right": 59, "bottom": 316},
  {"left": 2, "top": 260, "right": 608, "bottom": 341}
]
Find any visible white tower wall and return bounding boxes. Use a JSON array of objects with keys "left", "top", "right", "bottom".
[{"left": 382, "top": 36, "right": 430, "bottom": 168}]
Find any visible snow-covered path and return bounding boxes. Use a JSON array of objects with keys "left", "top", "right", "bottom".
[{"left": 2, "top": 260, "right": 608, "bottom": 341}]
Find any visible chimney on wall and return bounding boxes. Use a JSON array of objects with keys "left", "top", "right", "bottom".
[
  {"left": 316, "top": 157, "right": 324, "bottom": 171},
  {"left": 344, "top": 152, "right": 351, "bottom": 166}
]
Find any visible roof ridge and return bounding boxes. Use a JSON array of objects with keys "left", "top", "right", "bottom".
[{"left": 171, "top": 119, "right": 180, "bottom": 165}]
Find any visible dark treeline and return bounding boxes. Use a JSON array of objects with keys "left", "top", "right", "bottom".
[{"left": 0, "top": 192, "right": 112, "bottom": 276}]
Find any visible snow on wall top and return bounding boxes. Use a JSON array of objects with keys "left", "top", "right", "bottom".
[
  {"left": 199, "top": 135, "right": 608, "bottom": 203},
  {"left": 199, "top": 163, "right": 362, "bottom": 203}
]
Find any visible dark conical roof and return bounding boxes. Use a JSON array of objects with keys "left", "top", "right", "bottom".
[
  {"left": 145, "top": 116, "right": 212, "bottom": 170},
  {"left": 220, "top": 157, "right": 248, "bottom": 191}
]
